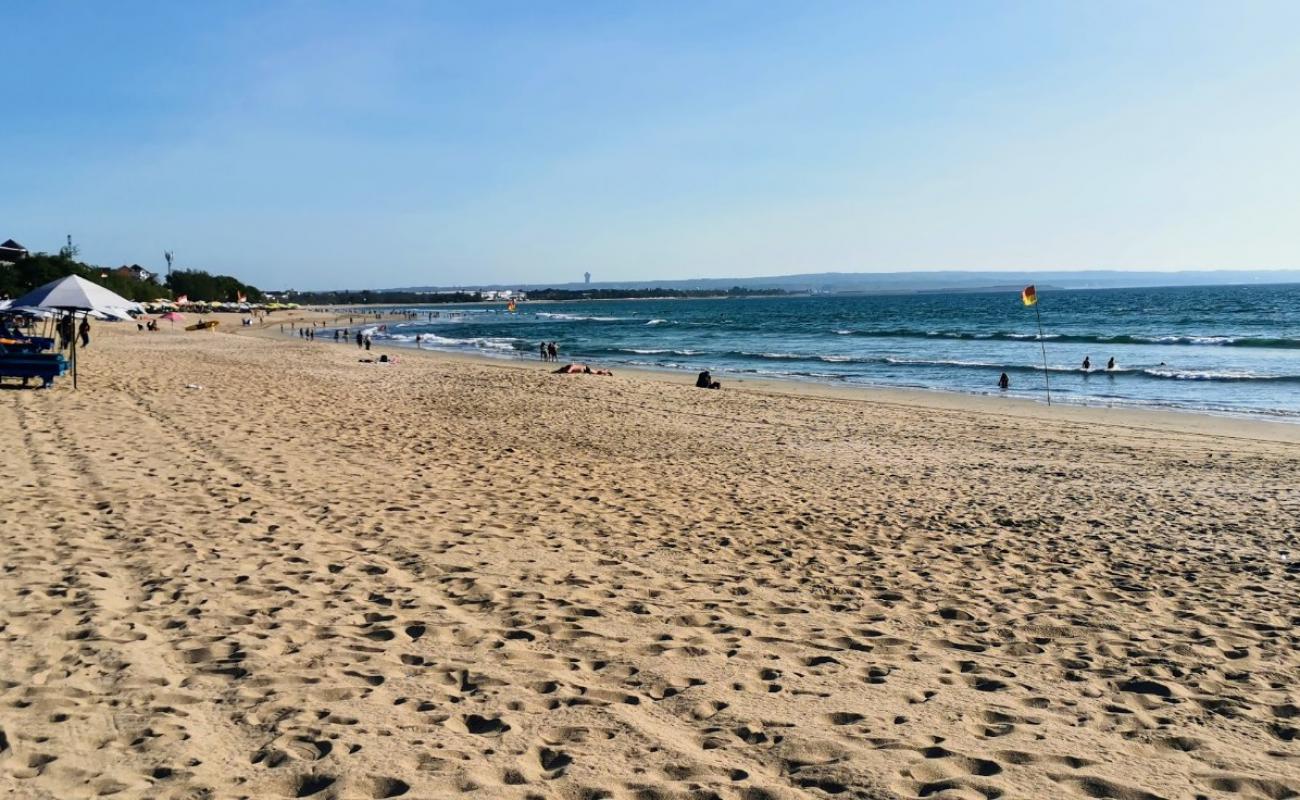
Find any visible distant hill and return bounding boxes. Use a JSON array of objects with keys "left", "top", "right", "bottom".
[{"left": 391, "top": 269, "right": 1300, "bottom": 295}]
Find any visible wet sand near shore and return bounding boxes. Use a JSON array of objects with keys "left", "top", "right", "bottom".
[{"left": 1, "top": 316, "right": 1297, "bottom": 800}]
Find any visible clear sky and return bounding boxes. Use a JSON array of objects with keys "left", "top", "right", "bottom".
[{"left": 4, "top": 1, "right": 1299, "bottom": 289}]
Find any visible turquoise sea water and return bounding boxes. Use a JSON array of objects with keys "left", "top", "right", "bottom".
[{"left": 354, "top": 284, "right": 1300, "bottom": 420}]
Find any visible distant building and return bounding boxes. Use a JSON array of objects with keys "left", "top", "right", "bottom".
[
  {"left": 584, "top": 271, "right": 591, "bottom": 284},
  {"left": 0, "top": 239, "right": 28, "bottom": 264},
  {"left": 479, "top": 289, "right": 527, "bottom": 301},
  {"left": 110, "top": 264, "right": 158, "bottom": 283}
]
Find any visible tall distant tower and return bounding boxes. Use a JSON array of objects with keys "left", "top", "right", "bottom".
[{"left": 584, "top": 271, "right": 591, "bottom": 285}]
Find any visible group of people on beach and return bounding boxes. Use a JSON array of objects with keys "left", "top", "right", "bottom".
[
  {"left": 1081, "top": 356, "right": 1117, "bottom": 372},
  {"left": 57, "top": 316, "right": 91, "bottom": 350},
  {"left": 998, "top": 355, "right": 1119, "bottom": 390},
  {"left": 539, "top": 341, "right": 559, "bottom": 361}
]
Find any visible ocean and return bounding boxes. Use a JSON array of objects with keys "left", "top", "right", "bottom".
[{"left": 356, "top": 284, "right": 1300, "bottom": 420}]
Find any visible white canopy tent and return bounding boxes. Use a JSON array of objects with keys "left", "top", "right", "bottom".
[
  {"left": 7, "top": 275, "right": 142, "bottom": 388},
  {"left": 9, "top": 275, "right": 141, "bottom": 314}
]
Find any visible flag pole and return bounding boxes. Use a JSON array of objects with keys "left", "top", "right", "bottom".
[{"left": 1034, "top": 303, "right": 1050, "bottom": 406}]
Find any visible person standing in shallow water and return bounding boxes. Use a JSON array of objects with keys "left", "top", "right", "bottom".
[
  {"left": 998, "top": 372, "right": 1009, "bottom": 390},
  {"left": 1107, "top": 356, "right": 1116, "bottom": 371},
  {"left": 1082, "top": 356, "right": 1091, "bottom": 371},
  {"left": 540, "top": 342, "right": 547, "bottom": 361},
  {"left": 547, "top": 342, "right": 557, "bottom": 361}
]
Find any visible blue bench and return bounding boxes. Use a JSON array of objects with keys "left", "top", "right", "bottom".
[{"left": 0, "top": 352, "right": 69, "bottom": 388}]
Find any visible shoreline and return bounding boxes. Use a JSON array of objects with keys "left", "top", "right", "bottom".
[{"left": 238, "top": 311, "right": 1300, "bottom": 444}]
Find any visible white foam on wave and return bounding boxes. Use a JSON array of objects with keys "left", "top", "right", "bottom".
[
  {"left": 1139, "top": 335, "right": 1238, "bottom": 346},
  {"left": 1141, "top": 367, "right": 1288, "bottom": 381},
  {"left": 742, "top": 351, "right": 804, "bottom": 360},
  {"left": 535, "top": 312, "right": 629, "bottom": 322},
  {"left": 378, "top": 332, "right": 520, "bottom": 351}
]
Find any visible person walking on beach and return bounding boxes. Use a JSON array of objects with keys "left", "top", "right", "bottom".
[
  {"left": 356, "top": 331, "right": 363, "bottom": 349},
  {"left": 78, "top": 318, "right": 91, "bottom": 348},
  {"left": 57, "top": 315, "right": 74, "bottom": 350},
  {"left": 998, "top": 372, "right": 1009, "bottom": 390},
  {"left": 364, "top": 335, "right": 372, "bottom": 351}
]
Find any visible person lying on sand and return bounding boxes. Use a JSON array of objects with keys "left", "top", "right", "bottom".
[{"left": 553, "top": 363, "right": 612, "bottom": 376}]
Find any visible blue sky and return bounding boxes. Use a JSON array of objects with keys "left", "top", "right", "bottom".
[{"left": 3, "top": 1, "right": 1299, "bottom": 289}]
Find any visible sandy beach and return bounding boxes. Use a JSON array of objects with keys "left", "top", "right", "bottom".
[{"left": 1, "top": 315, "right": 1297, "bottom": 800}]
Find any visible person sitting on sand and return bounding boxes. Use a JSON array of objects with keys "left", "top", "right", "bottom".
[
  {"left": 998, "top": 372, "right": 1009, "bottom": 390},
  {"left": 696, "top": 370, "right": 721, "bottom": 389}
]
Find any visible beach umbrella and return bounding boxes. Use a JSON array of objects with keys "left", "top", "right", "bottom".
[
  {"left": 91, "top": 308, "right": 136, "bottom": 321},
  {"left": 160, "top": 311, "right": 184, "bottom": 327},
  {"left": 8, "top": 274, "right": 139, "bottom": 388},
  {"left": 9, "top": 274, "right": 137, "bottom": 313},
  {"left": 4, "top": 306, "right": 56, "bottom": 319}
]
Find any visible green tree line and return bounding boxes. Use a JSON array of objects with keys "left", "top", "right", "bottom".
[
  {"left": 165, "top": 269, "right": 263, "bottom": 303},
  {"left": 1, "top": 253, "right": 161, "bottom": 302},
  {"left": 0, "top": 253, "right": 262, "bottom": 303}
]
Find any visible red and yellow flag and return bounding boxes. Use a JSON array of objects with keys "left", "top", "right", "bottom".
[{"left": 1021, "top": 285, "right": 1037, "bottom": 306}]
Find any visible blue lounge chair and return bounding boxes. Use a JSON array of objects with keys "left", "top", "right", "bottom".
[{"left": 0, "top": 350, "right": 69, "bottom": 388}]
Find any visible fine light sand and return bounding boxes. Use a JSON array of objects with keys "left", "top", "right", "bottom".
[{"left": 1, "top": 314, "right": 1297, "bottom": 800}]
